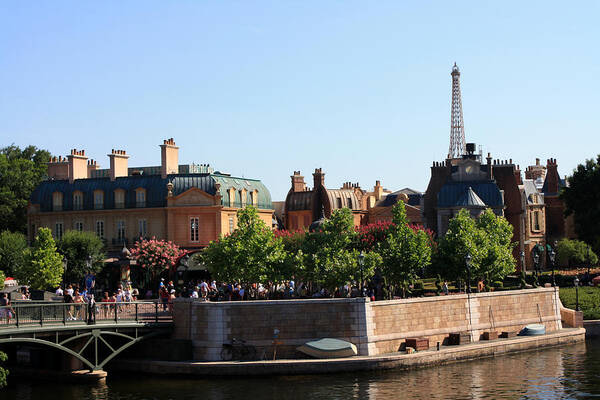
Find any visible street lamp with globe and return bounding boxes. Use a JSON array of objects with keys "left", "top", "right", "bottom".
[
  {"left": 574, "top": 277, "right": 580, "bottom": 311},
  {"left": 358, "top": 251, "right": 365, "bottom": 297},
  {"left": 549, "top": 249, "right": 556, "bottom": 287},
  {"left": 465, "top": 254, "right": 472, "bottom": 294}
]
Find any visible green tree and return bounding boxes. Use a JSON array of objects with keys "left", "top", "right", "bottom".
[
  {"left": 301, "top": 208, "right": 362, "bottom": 291},
  {"left": 0, "top": 350, "right": 8, "bottom": 388},
  {"left": 16, "top": 228, "right": 63, "bottom": 290},
  {"left": 475, "top": 209, "right": 516, "bottom": 281},
  {"left": 58, "top": 230, "right": 106, "bottom": 285},
  {"left": 562, "top": 155, "right": 600, "bottom": 253},
  {"left": 0, "top": 270, "right": 4, "bottom": 290},
  {"left": 556, "top": 238, "right": 598, "bottom": 268},
  {"left": 0, "top": 145, "right": 50, "bottom": 233},
  {"left": 0, "top": 230, "right": 28, "bottom": 277},
  {"left": 378, "top": 202, "right": 432, "bottom": 296},
  {"left": 436, "top": 209, "right": 516, "bottom": 285},
  {"left": 203, "top": 206, "right": 287, "bottom": 283}
]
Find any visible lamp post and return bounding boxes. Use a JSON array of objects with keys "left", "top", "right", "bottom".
[
  {"left": 358, "top": 251, "right": 365, "bottom": 297},
  {"left": 520, "top": 251, "right": 526, "bottom": 272},
  {"left": 549, "top": 249, "right": 556, "bottom": 287},
  {"left": 465, "top": 254, "right": 472, "bottom": 294},
  {"left": 62, "top": 256, "right": 68, "bottom": 288},
  {"left": 587, "top": 245, "right": 591, "bottom": 276},
  {"left": 533, "top": 252, "right": 540, "bottom": 285},
  {"left": 574, "top": 277, "right": 580, "bottom": 311}
]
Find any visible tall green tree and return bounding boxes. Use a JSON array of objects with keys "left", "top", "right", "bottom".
[
  {"left": 203, "top": 206, "right": 287, "bottom": 283},
  {"left": 58, "top": 230, "right": 106, "bottom": 285},
  {"left": 378, "top": 202, "right": 432, "bottom": 295},
  {"left": 0, "top": 351, "right": 7, "bottom": 388},
  {"left": 0, "top": 230, "right": 28, "bottom": 277},
  {"left": 301, "top": 208, "right": 362, "bottom": 291},
  {"left": 435, "top": 209, "right": 516, "bottom": 284},
  {"left": 556, "top": 238, "right": 598, "bottom": 267},
  {"left": 16, "top": 228, "right": 63, "bottom": 290},
  {"left": 0, "top": 145, "right": 50, "bottom": 233},
  {"left": 562, "top": 155, "right": 600, "bottom": 253}
]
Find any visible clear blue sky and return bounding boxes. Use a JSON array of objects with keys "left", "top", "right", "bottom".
[{"left": 1, "top": 1, "right": 598, "bottom": 200}]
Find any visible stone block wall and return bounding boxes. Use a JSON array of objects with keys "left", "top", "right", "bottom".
[
  {"left": 173, "top": 288, "right": 562, "bottom": 361},
  {"left": 368, "top": 288, "right": 562, "bottom": 355}
]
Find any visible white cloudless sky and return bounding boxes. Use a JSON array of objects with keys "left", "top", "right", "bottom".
[{"left": 1, "top": 1, "right": 598, "bottom": 200}]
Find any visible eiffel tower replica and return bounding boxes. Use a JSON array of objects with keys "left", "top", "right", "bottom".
[{"left": 448, "top": 63, "right": 466, "bottom": 160}]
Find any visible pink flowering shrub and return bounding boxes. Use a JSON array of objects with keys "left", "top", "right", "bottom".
[{"left": 130, "top": 237, "right": 182, "bottom": 274}]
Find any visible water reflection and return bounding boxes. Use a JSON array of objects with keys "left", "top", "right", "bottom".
[{"left": 4, "top": 342, "right": 600, "bottom": 400}]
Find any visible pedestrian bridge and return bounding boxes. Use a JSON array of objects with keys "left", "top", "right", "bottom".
[{"left": 0, "top": 301, "right": 173, "bottom": 371}]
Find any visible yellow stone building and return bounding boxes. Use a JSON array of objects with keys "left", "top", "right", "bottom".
[{"left": 28, "top": 139, "right": 274, "bottom": 251}]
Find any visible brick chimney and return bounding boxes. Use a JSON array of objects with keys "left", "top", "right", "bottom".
[
  {"left": 87, "top": 159, "right": 100, "bottom": 178},
  {"left": 313, "top": 168, "right": 325, "bottom": 189},
  {"left": 67, "top": 149, "right": 88, "bottom": 183},
  {"left": 47, "top": 155, "right": 69, "bottom": 180},
  {"left": 160, "top": 138, "right": 179, "bottom": 179},
  {"left": 291, "top": 171, "right": 306, "bottom": 192},
  {"left": 373, "top": 180, "right": 384, "bottom": 200},
  {"left": 544, "top": 158, "right": 560, "bottom": 194},
  {"left": 108, "top": 149, "right": 129, "bottom": 181}
]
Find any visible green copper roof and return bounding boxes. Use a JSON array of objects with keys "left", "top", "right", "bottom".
[{"left": 31, "top": 173, "right": 273, "bottom": 212}]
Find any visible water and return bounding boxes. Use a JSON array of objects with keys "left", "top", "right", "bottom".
[{"left": 4, "top": 341, "right": 600, "bottom": 399}]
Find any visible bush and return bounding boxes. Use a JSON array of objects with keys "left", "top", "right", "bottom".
[
  {"left": 559, "top": 286, "right": 600, "bottom": 320},
  {"left": 556, "top": 239, "right": 598, "bottom": 268},
  {"left": 491, "top": 281, "right": 503, "bottom": 288},
  {"left": 414, "top": 280, "right": 424, "bottom": 290}
]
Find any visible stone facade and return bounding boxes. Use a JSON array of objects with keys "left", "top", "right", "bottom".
[
  {"left": 28, "top": 138, "right": 274, "bottom": 251},
  {"left": 284, "top": 170, "right": 422, "bottom": 231},
  {"left": 173, "top": 288, "right": 562, "bottom": 361}
]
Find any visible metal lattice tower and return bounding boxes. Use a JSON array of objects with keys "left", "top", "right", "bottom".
[{"left": 448, "top": 63, "right": 466, "bottom": 159}]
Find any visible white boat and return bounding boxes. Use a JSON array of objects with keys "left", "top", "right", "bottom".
[{"left": 297, "top": 338, "right": 357, "bottom": 358}]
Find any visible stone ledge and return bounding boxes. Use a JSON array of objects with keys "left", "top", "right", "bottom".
[{"left": 112, "top": 328, "right": 584, "bottom": 377}]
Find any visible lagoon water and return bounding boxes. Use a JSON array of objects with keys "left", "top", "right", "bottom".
[{"left": 4, "top": 340, "right": 600, "bottom": 399}]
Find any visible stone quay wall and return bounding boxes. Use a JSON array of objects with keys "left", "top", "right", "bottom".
[{"left": 172, "top": 287, "right": 563, "bottom": 361}]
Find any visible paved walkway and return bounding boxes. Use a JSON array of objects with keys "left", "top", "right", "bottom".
[{"left": 112, "top": 328, "right": 585, "bottom": 377}]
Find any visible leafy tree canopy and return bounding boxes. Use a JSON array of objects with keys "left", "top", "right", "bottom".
[
  {"left": 436, "top": 209, "right": 516, "bottom": 283},
  {"left": 378, "top": 202, "right": 432, "bottom": 292},
  {"left": 562, "top": 154, "right": 600, "bottom": 253},
  {"left": 57, "top": 230, "right": 106, "bottom": 285},
  {"left": 556, "top": 238, "right": 598, "bottom": 267},
  {"left": 203, "top": 206, "right": 287, "bottom": 283},
  {"left": 16, "top": 227, "right": 63, "bottom": 290},
  {"left": 0, "top": 350, "right": 7, "bottom": 388},
  {"left": 0, "top": 145, "right": 50, "bottom": 233},
  {"left": 0, "top": 230, "right": 28, "bottom": 277}
]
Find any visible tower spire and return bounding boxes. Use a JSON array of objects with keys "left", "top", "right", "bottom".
[{"left": 448, "top": 62, "right": 466, "bottom": 159}]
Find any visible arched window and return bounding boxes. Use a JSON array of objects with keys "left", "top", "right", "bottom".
[
  {"left": 52, "top": 192, "right": 63, "bottom": 211},
  {"left": 135, "top": 188, "right": 146, "bottom": 207},
  {"left": 114, "top": 189, "right": 125, "bottom": 209},
  {"left": 73, "top": 191, "right": 83, "bottom": 210},
  {"left": 94, "top": 190, "right": 104, "bottom": 209}
]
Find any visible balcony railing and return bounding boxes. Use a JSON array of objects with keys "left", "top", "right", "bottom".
[{"left": 0, "top": 301, "right": 172, "bottom": 329}]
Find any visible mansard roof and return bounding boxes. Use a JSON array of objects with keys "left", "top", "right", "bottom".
[
  {"left": 455, "top": 186, "right": 486, "bottom": 207},
  {"left": 437, "top": 181, "right": 503, "bottom": 208},
  {"left": 30, "top": 173, "right": 272, "bottom": 212}
]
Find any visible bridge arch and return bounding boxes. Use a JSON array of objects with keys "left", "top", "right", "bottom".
[{"left": 0, "top": 328, "right": 163, "bottom": 371}]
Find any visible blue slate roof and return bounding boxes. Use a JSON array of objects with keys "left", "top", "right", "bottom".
[
  {"left": 30, "top": 173, "right": 273, "bottom": 212},
  {"left": 437, "top": 181, "right": 503, "bottom": 208},
  {"left": 455, "top": 186, "right": 486, "bottom": 207}
]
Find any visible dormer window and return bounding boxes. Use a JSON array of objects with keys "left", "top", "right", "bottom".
[
  {"left": 135, "top": 188, "right": 146, "bottom": 207},
  {"left": 228, "top": 188, "right": 235, "bottom": 207},
  {"left": 73, "top": 191, "right": 83, "bottom": 210},
  {"left": 249, "top": 191, "right": 255, "bottom": 207},
  {"left": 114, "top": 189, "right": 125, "bottom": 209},
  {"left": 240, "top": 189, "right": 247, "bottom": 206},
  {"left": 94, "top": 190, "right": 104, "bottom": 210},
  {"left": 52, "top": 192, "right": 63, "bottom": 211}
]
